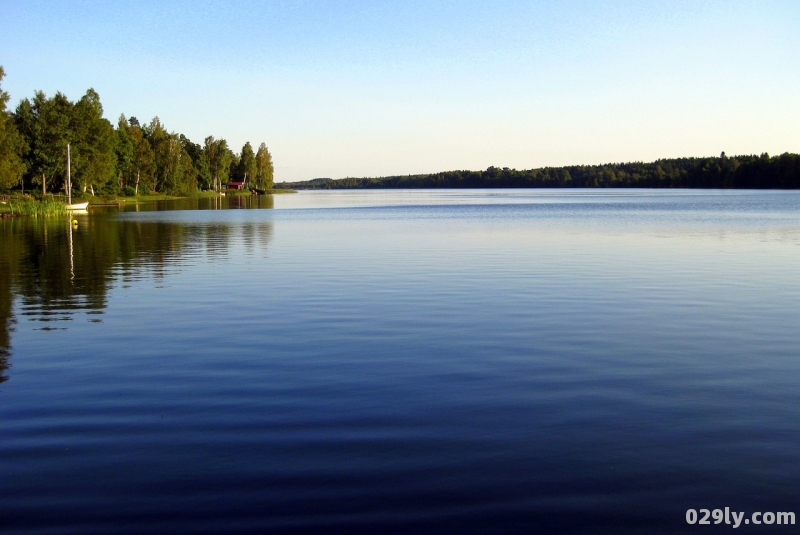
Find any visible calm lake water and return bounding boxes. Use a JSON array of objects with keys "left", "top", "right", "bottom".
[{"left": 1, "top": 189, "right": 799, "bottom": 534}]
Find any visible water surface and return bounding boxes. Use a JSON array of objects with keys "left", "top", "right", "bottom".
[{"left": 2, "top": 189, "right": 799, "bottom": 534}]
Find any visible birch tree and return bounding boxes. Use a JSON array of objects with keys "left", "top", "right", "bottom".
[{"left": 255, "top": 143, "right": 274, "bottom": 190}]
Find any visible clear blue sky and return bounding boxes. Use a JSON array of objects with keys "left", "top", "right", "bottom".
[{"left": 2, "top": 0, "right": 798, "bottom": 181}]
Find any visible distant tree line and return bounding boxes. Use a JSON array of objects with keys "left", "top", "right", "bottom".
[
  {"left": 283, "top": 153, "right": 800, "bottom": 191},
  {"left": 0, "top": 67, "right": 274, "bottom": 195}
]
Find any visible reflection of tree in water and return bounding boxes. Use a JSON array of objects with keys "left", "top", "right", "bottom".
[
  {"left": 0, "top": 249, "right": 15, "bottom": 384},
  {"left": 116, "top": 194, "right": 275, "bottom": 213},
  {"left": 0, "top": 213, "right": 274, "bottom": 385}
]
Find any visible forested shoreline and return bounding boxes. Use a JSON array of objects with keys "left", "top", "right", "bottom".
[
  {"left": 280, "top": 152, "right": 800, "bottom": 190},
  {"left": 0, "top": 67, "right": 274, "bottom": 196},
  {"left": 4, "top": 67, "right": 798, "bottom": 197}
]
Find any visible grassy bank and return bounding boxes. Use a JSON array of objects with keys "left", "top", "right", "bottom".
[
  {"left": 0, "top": 195, "right": 68, "bottom": 217},
  {"left": 1, "top": 189, "right": 298, "bottom": 216}
]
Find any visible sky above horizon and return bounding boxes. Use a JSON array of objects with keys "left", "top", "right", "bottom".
[{"left": 1, "top": 0, "right": 798, "bottom": 182}]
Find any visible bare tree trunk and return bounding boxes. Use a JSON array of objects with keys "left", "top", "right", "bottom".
[
  {"left": 42, "top": 173, "right": 46, "bottom": 196},
  {"left": 135, "top": 170, "right": 140, "bottom": 195}
]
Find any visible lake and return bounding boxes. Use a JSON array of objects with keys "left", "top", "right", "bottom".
[{"left": 2, "top": 189, "right": 799, "bottom": 534}]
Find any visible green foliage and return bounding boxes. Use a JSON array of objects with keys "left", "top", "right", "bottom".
[
  {"left": 144, "top": 118, "right": 197, "bottom": 196},
  {"left": 204, "top": 136, "right": 231, "bottom": 190},
  {"left": 0, "top": 67, "right": 27, "bottom": 190},
  {"left": 130, "top": 123, "right": 156, "bottom": 194},
  {"left": 3, "top": 195, "right": 67, "bottom": 216},
  {"left": 12, "top": 84, "right": 116, "bottom": 196},
  {"left": 70, "top": 89, "right": 116, "bottom": 193},
  {"left": 180, "top": 134, "right": 211, "bottom": 190},
  {"left": 238, "top": 142, "right": 257, "bottom": 187},
  {"left": 115, "top": 115, "right": 134, "bottom": 189},
  {"left": 228, "top": 151, "right": 241, "bottom": 183},
  {"left": 14, "top": 90, "right": 72, "bottom": 193},
  {"left": 255, "top": 143, "right": 274, "bottom": 190},
  {"left": 3, "top": 68, "right": 277, "bottom": 198}
]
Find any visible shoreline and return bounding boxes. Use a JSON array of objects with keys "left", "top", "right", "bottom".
[{"left": 0, "top": 189, "right": 297, "bottom": 217}]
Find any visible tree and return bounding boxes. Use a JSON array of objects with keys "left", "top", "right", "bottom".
[
  {"left": 228, "top": 151, "right": 241, "bottom": 183},
  {"left": 115, "top": 114, "right": 155, "bottom": 194},
  {"left": 129, "top": 121, "right": 155, "bottom": 194},
  {"left": 145, "top": 117, "right": 196, "bottom": 195},
  {"left": 204, "top": 136, "right": 231, "bottom": 191},
  {"left": 115, "top": 115, "right": 134, "bottom": 189},
  {"left": 0, "top": 66, "right": 27, "bottom": 190},
  {"left": 238, "top": 141, "right": 256, "bottom": 188},
  {"left": 14, "top": 91, "right": 73, "bottom": 194},
  {"left": 255, "top": 143, "right": 274, "bottom": 190},
  {"left": 70, "top": 88, "right": 116, "bottom": 194},
  {"left": 12, "top": 87, "right": 115, "bottom": 196},
  {"left": 180, "top": 134, "right": 211, "bottom": 190}
]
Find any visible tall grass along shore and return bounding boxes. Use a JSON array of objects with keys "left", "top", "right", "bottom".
[{"left": 0, "top": 195, "right": 67, "bottom": 217}]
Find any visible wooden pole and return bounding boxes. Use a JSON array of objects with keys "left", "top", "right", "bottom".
[{"left": 66, "top": 143, "right": 72, "bottom": 205}]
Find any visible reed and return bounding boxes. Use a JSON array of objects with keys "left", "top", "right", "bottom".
[{"left": 3, "top": 196, "right": 68, "bottom": 217}]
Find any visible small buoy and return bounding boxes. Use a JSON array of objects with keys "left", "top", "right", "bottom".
[{"left": 72, "top": 219, "right": 78, "bottom": 226}]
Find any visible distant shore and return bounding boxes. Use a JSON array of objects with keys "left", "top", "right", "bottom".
[{"left": 277, "top": 153, "right": 800, "bottom": 190}]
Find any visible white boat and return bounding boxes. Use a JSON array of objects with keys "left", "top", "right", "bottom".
[{"left": 66, "top": 201, "right": 89, "bottom": 210}]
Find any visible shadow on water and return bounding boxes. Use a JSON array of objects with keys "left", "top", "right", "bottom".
[{"left": 0, "top": 197, "right": 274, "bottom": 385}]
